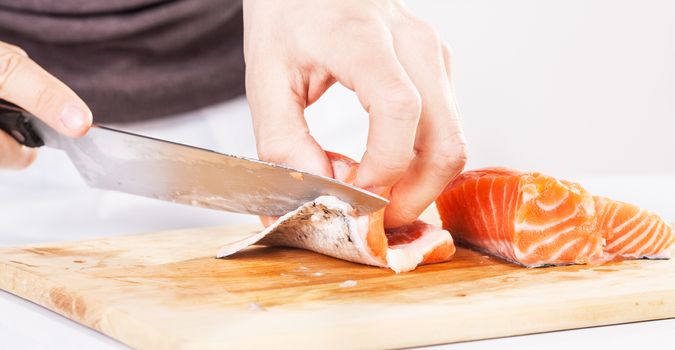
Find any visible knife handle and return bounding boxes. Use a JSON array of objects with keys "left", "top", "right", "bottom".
[{"left": 0, "top": 99, "right": 44, "bottom": 148}]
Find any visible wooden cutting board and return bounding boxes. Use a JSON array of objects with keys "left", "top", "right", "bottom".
[{"left": 1, "top": 214, "right": 674, "bottom": 349}]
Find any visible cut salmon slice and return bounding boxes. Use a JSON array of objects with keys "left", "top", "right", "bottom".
[
  {"left": 218, "top": 152, "right": 455, "bottom": 273},
  {"left": 436, "top": 168, "right": 673, "bottom": 267},
  {"left": 594, "top": 196, "right": 674, "bottom": 260}
]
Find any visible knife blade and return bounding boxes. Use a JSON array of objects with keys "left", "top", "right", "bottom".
[{"left": 0, "top": 100, "right": 389, "bottom": 216}]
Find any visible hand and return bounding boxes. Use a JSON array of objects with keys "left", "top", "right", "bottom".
[
  {"left": 244, "top": 0, "right": 467, "bottom": 227},
  {"left": 0, "top": 41, "right": 92, "bottom": 169}
]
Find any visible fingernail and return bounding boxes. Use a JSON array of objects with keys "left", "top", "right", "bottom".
[{"left": 60, "top": 104, "right": 87, "bottom": 131}]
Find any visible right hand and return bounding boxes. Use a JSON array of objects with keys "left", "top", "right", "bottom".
[{"left": 0, "top": 41, "right": 92, "bottom": 169}]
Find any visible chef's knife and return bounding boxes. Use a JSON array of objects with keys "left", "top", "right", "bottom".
[{"left": 0, "top": 99, "right": 389, "bottom": 216}]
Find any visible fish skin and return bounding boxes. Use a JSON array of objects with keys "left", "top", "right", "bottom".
[
  {"left": 436, "top": 168, "right": 673, "bottom": 267},
  {"left": 217, "top": 153, "right": 455, "bottom": 273}
]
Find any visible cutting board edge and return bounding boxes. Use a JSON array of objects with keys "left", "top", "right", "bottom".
[
  {"left": 0, "top": 262, "right": 190, "bottom": 350},
  {"left": 2, "top": 258, "right": 674, "bottom": 350},
  {"left": 183, "top": 290, "right": 675, "bottom": 349}
]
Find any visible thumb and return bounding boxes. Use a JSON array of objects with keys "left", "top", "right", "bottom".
[{"left": 0, "top": 43, "right": 91, "bottom": 137}]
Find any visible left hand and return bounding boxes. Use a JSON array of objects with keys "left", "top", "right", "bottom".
[
  {"left": 0, "top": 41, "right": 92, "bottom": 169},
  {"left": 243, "top": 0, "right": 467, "bottom": 227}
]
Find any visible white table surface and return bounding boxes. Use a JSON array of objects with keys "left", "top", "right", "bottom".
[{"left": 1, "top": 99, "right": 673, "bottom": 349}]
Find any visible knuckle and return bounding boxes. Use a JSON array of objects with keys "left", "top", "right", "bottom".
[
  {"left": 405, "top": 17, "right": 442, "bottom": 47},
  {"left": 326, "top": 17, "right": 387, "bottom": 53},
  {"left": 429, "top": 137, "right": 468, "bottom": 176},
  {"left": 393, "top": 205, "right": 421, "bottom": 225},
  {"left": 323, "top": 17, "right": 384, "bottom": 55},
  {"left": 386, "top": 205, "right": 421, "bottom": 225},
  {"left": 376, "top": 82, "right": 422, "bottom": 122},
  {"left": 0, "top": 50, "right": 24, "bottom": 94},
  {"left": 335, "top": 16, "right": 382, "bottom": 39},
  {"left": 399, "top": 17, "right": 446, "bottom": 61},
  {"left": 256, "top": 140, "right": 287, "bottom": 164},
  {"left": 255, "top": 131, "right": 307, "bottom": 165},
  {"left": 4, "top": 43, "right": 28, "bottom": 57},
  {"left": 415, "top": 20, "right": 441, "bottom": 42},
  {"left": 33, "top": 83, "right": 58, "bottom": 112}
]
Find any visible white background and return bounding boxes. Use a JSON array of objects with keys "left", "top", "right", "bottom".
[
  {"left": 0, "top": 0, "right": 674, "bottom": 349},
  {"left": 308, "top": 0, "right": 675, "bottom": 176}
]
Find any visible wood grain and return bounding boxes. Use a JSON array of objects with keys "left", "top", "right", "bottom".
[{"left": 1, "top": 218, "right": 674, "bottom": 349}]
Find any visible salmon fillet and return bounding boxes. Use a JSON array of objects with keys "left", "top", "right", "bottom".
[
  {"left": 436, "top": 168, "right": 673, "bottom": 267},
  {"left": 217, "top": 152, "right": 455, "bottom": 273}
]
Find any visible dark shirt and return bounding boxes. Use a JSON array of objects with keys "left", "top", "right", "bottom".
[{"left": 0, "top": 0, "right": 245, "bottom": 123}]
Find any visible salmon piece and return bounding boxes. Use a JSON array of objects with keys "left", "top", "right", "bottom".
[
  {"left": 436, "top": 168, "right": 673, "bottom": 267},
  {"left": 436, "top": 168, "right": 603, "bottom": 267},
  {"left": 594, "top": 196, "right": 674, "bottom": 260},
  {"left": 218, "top": 152, "right": 455, "bottom": 273}
]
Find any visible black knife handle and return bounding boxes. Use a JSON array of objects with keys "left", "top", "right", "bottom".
[{"left": 0, "top": 99, "right": 44, "bottom": 148}]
